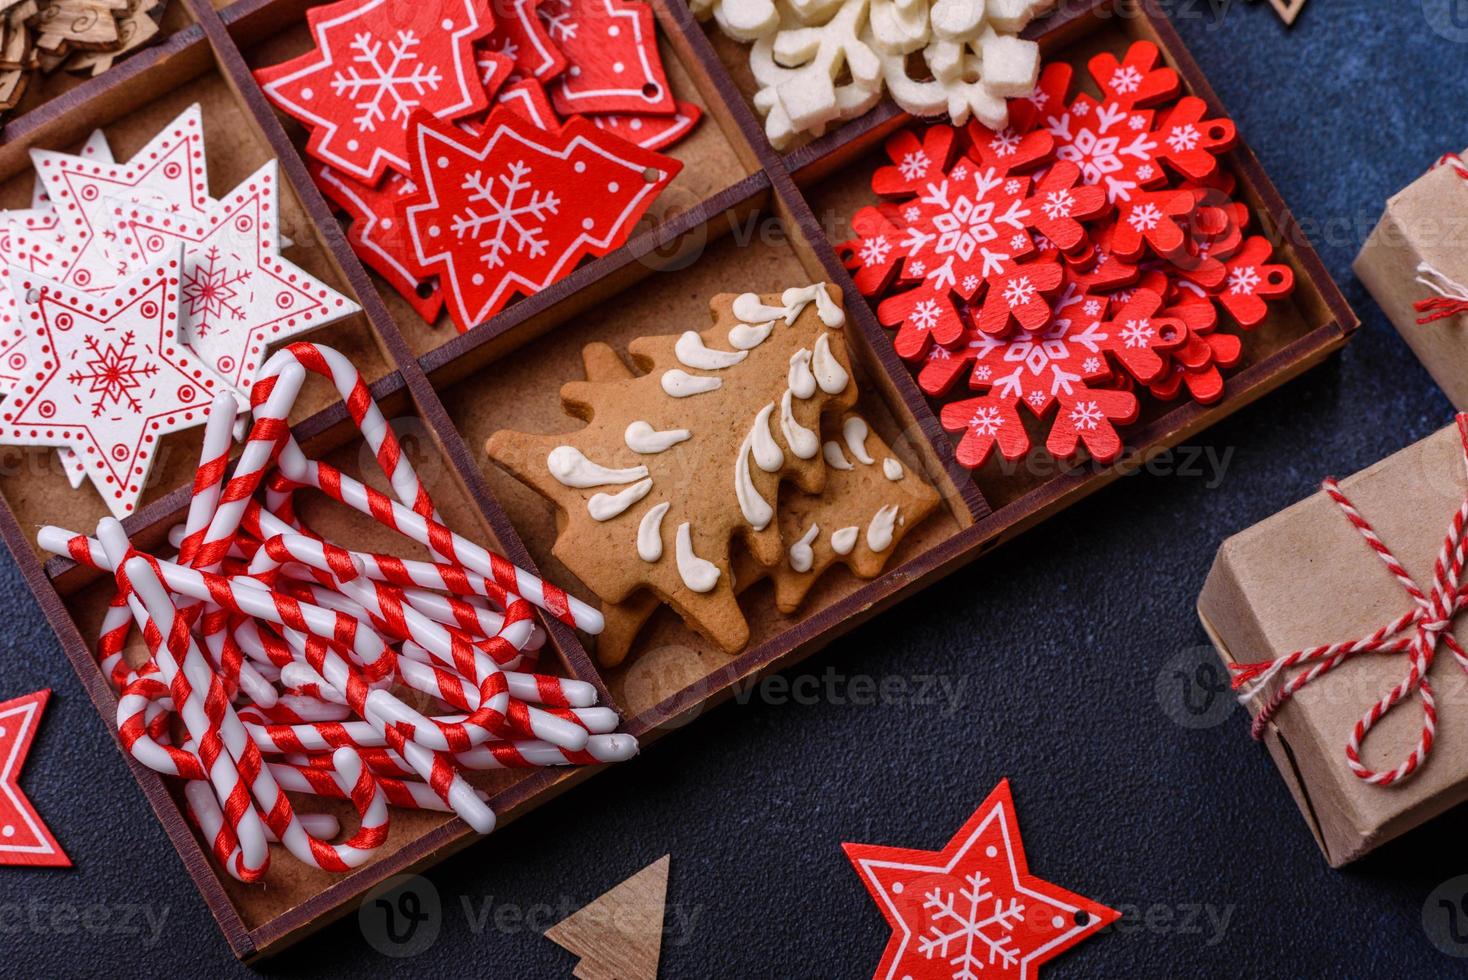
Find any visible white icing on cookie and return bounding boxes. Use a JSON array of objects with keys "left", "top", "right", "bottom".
[
  {"left": 548, "top": 446, "right": 648, "bottom": 488},
  {"left": 588, "top": 478, "right": 653, "bottom": 521},
  {"left": 780, "top": 389, "right": 819, "bottom": 459},
  {"left": 842, "top": 415, "right": 874, "bottom": 464},
  {"left": 831, "top": 526, "right": 859, "bottom": 555},
  {"left": 732, "top": 292, "right": 786, "bottom": 324},
  {"left": 735, "top": 432, "right": 774, "bottom": 529},
  {"left": 675, "top": 331, "right": 748, "bottom": 370},
  {"left": 625, "top": 420, "right": 691, "bottom": 454},
  {"left": 675, "top": 522, "right": 720, "bottom": 593},
  {"left": 822, "top": 440, "right": 854, "bottom": 471},
  {"left": 750, "top": 403, "right": 784, "bottom": 472},
  {"left": 812, "top": 333, "right": 850, "bottom": 394},
  {"left": 782, "top": 284, "right": 845, "bottom": 327},
  {"left": 789, "top": 523, "right": 819, "bottom": 573},
  {"left": 787, "top": 349, "right": 816, "bottom": 399},
  {"left": 728, "top": 320, "right": 775, "bottom": 350},
  {"left": 883, "top": 458, "right": 904, "bottom": 481},
  {"left": 661, "top": 370, "right": 722, "bottom": 397},
  {"left": 637, "top": 501, "right": 670, "bottom": 562},
  {"left": 866, "top": 504, "right": 899, "bottom": 552}
]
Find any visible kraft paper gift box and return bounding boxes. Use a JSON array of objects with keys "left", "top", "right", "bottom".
[
  {"left": 1355, "top": 151, "right": 1468, "bottom": 410},
  {"left": 1198, "top": 422, "right": 1468, "bottom": 866}
]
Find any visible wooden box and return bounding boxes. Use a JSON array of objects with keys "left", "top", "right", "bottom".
[{"left": 0, "top": 0, "right": 1355, "bottom": 961}]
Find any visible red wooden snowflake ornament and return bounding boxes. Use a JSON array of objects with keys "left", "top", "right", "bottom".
[
  {"left": 403, "top": 106, "right": 679, "bottom": 331},
  {"left": 844, "top": 779, "right": 1116, "bottom": 980},
  {"left": 255, "top": 0, "right": 495, "bottom": 183},
  {"left": 0, "top": 690, "right": 69, "bottom": 868}
]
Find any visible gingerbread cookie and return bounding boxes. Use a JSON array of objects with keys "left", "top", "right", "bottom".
[
  {"left": 593, "top": 408, "right": 942, "bottom": 666},
  {"left": 486, "top": 284, "right": 856, "bottom": 653}
]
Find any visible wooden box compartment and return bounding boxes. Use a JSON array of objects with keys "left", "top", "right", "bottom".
[
  {"left": 0, "top": 0, "right": 1354, "bottom": 962},
  {"left": 228, "top": 0, "right": 762, "bottom": 358},
  {"left": 788, "top": 3, "right": 1357, "bottom": 518}
]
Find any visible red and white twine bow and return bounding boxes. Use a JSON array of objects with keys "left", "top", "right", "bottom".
[
  {"left": 38, "top": 343, "right": 633, "bottom": 881},
  {"left": 1415, "top": 154, "right": 1468, "bottom": 324},
  {"left": 1230, "top": 415, "right": 1468, "bottom": 786}
]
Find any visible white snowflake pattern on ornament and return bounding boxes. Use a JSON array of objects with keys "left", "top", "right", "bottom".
[
  {"left": 967, "top": 406, "right": 1004, "bottom": 437},
  {"left": 1128, "top": 202, "right": 1162, "bottom": 232},
  {"left": 910, "top": 299, "right": 941, "bottom": 332},
  {"left": 1069, "top": 400, "right": 1104, "bottom": 431},
  {"left": 961, "top": 274, "right": 979, "bottom": 293},
  {"left": 860, "top": 236, "right": 892, "bottom": 267},
  {"left": 1167, "top": 123, "right": 1200, "bottom": 153},
  {"left": 1042, "top": 189, "right": 1076, "bottom": 220},
  {"left": 1228, "top": 265, "right": 1261, "bottom": 295},
  {"left": 450, "top": 159, "right": 561, "bottom": 267},
  {"left": 899, "top": 150, "right": 930, "bottom": 181},
  {"left": 1111, "top": 65, "right": 1142, "bottom": 95},
  {"left": 989, "top": 130, "right": 1021, "bottom": 157},
  {"left": 1003, "top": 276, "right": 1037, "bottom": 308},
  {"left": 331, "top": 31, "right": 444, "bottom": 133},
  {"left": 1120, "top": 318, "right": 1154, "bottom": 347}
]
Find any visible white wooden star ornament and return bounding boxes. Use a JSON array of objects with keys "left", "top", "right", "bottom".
[
  {"left": 107, "top": 160, "right": 361, "bottom": 396},
  {"left": 0, "top": 247, "right": 244, "bottom": 519}
]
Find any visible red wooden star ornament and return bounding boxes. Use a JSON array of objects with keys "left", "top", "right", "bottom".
[
  {"left": 844, "top": 779, "right": 1116, "bottom": 980},
  {"left": 0, "top": 690, "right": 69, "bottom": 868}
]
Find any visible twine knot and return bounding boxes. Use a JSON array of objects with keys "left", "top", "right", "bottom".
[{"left": 1229, "top": 414, "right": 1468, "bottom": 786}]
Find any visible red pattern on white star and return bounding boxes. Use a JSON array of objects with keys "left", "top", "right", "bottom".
[
  {"left": 844, "top": 780, "right": 1116, "bottom": 980},
  {"left": 30, "top": 105, "right": 212, "bottom": 294},
  {"left": 107, "top": 162, "right": 361, "bottom": 396},
  {"left": 254, "top": 0, "right": 494, "bottom": 183},
  {"left": 0, "top": 250, "right": 241, "bottom": 518},
  {"left": 0, "top": 690, "right": 69, "bottom": 868}
]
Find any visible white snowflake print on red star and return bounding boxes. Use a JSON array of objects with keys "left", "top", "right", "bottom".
[
  {"left": 30, "top": 105, "right": 214, "bottom": 294},
  {"left": 0, "top": 248, "right": 242, "bottom": 518},
  {"left": 541, "top": 0, "right": 676, "bottom": 116},
  {"left": 255, "top": 0, "right": 494, "bottom": 183},
  {"left": 106, "top": 162, "right": 361, "bottom": 397},
  {"left": 844, "top": 779, "right": 1117, "bottom": 980},
  {"left": 402, "top": 106, "right": 679, "bottom": 331}
]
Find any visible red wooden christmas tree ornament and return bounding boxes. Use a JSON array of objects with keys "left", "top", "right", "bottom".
[
  {"left": 541, "top": 0, "right": 676, "bottom": 117},
  {"left": 402, "top": 106, "right": 680, "bottom": 331},
  {"left": 255, "top": 0, "right": 495, "bottom": 183},
  {"left": 844, "top": 779, "right": 1116, "bottom": 980},
  {"left": 0, "top": 690, "right": 70, "bottom": 869}
]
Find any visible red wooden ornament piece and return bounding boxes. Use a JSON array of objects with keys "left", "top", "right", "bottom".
[
  {"left": 844, "top": 779, "right": 1116, "bottom": 980},
  {"left": 0, "top": 690, "right": 70, "bottom": 869},
  {"left": 541, "top": 0, "right": 676, "bottom": 117},
  {"left": 402, "top": 106, "right": 680, "bottom": 331},
  {"left": 255, "top": 0, "right": 495, "bottom": 183}
]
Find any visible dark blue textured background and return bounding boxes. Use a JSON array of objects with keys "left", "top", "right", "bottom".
[{"left": 7, "top": 1, "right": 1468, "bottom": 976}]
